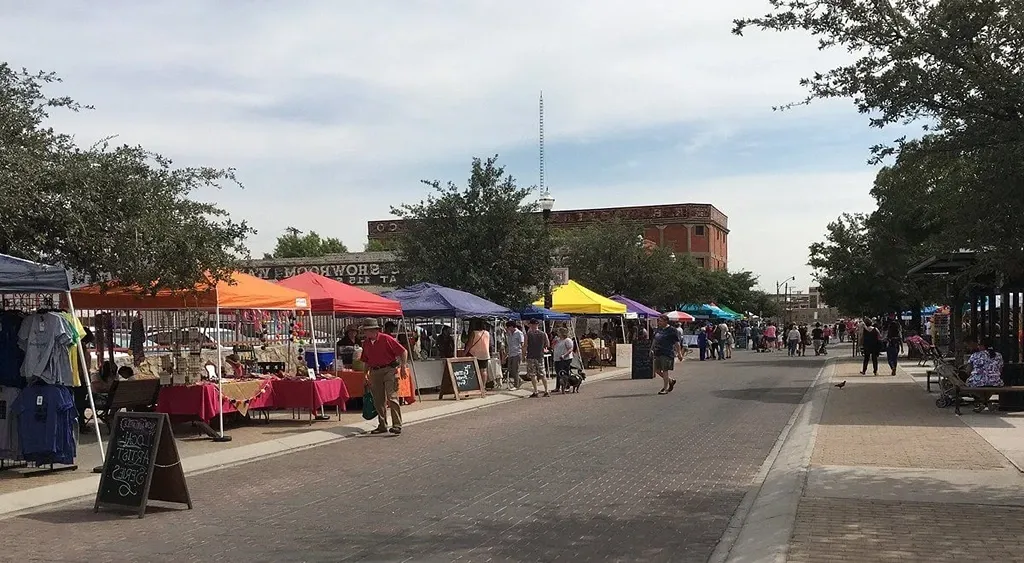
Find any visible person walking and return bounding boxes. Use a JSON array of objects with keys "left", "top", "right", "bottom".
[
  {"left": 786, "top": 324, "right": 801, "bottom": 356},
  {"left": 652, "top": 314, "right": 683, "bottom": 395},
  {"left": 697, "top": 329, "right": 708, "bottom": 361},
  {"left": 359, "top": 318, "right": 408, "bottom": 435},
  {"left": 715, "top": 321, "right": 729, "bottom": 360},
  {"left": 524, "top": 319, "right": 551, "bottom": 398},
  {"left": 811, "top": 322, "right": 824, "bottom": 356},
  {"left": 860, "top": 319, "right": 883, "bottom": 376},
  {"left": 884, "top": 317, "right": 903, "bottom": 376},
  {"left": 505, "top": 320, "right": 525, "bottom": 390},
  {"left": 552, "top": 327, "right": 574, "bottom": 393},
  {"left": 724, "top": 327, "right": 734, "bottom": 359}
]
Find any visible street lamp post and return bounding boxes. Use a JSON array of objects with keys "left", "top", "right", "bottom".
[
  {"left": 539, "top": 190, "right": 555, "bottom": 310},
  {"left": 775, "top": 276, "right": 795, "bottom": 319}
]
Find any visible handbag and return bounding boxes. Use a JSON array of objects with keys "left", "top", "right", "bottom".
[{"left": 361, "top": 383, "right": 377, "bottom": 420}]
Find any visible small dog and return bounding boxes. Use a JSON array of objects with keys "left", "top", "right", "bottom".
[{"left": 566, "top": 371, "right": 586, "bottom": 393}]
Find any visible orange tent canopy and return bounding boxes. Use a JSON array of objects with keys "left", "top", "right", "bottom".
[{"left": 71, "top": 271, "right": 311, "bottom": 311}]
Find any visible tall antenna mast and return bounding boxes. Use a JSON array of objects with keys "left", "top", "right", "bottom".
[{"left": 539, "top": 90, "right": 546, "bottom": 194}]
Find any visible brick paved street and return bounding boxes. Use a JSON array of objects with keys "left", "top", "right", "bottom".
[
  {"left": 0, "top": 354, "right": 821, "bottom": 563},
  {"left": 790, "top": 358, "right": 1024, "bottom": 563}
]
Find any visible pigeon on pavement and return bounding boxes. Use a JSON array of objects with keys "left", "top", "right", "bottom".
[{"left": 834, "top": 380, "right": 847, "bottom": 389}]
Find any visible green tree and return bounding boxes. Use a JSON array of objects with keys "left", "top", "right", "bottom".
[
  {"left": 555, "top": 219, "right": 703, "bottom": 309},
  {"left": 0, "top": 64, "right": 254, "bottom": 290},
  {"left": 265, "top": 227, "right": 347, "bottom": 259},
  {"left": 363, "top": 239, "right": 394, "bottom": 252},
  {"left": 390, "top": 156, "right": 548, "bottom": 307},
  {"left": 734, "top": 1, "right": 1024, "bottom": 279}
]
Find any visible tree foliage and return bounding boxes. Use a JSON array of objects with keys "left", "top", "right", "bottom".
[
  {"left": 557, "top": 219, "right": 769, "bottom": 314},
  {"left": 0, "top": 64, "right": 253, "bottom": 290},
  {"left": 737, "top": 0, "right": 1024, "bottom": 296},
  {"left": 555, "top": 220, "right": 701, "bottom": 309},
  {"left": 363, "top": 239, "right": 394, "bottom": 252},
  {"left": 390, "top": 156, "right": 549, "bottom": 308},
  {"left": 265, "top": 227, "right": 347, "bottom": 259}
]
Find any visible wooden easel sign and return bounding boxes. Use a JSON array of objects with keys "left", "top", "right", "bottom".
[
  {"left": 94, "top": 412, "right": 193, "bottom": 518},
  {"left": 438, "top": 357, "right": 486, "bottom": 400}
]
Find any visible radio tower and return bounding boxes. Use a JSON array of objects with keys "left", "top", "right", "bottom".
[{"left": 539, "top": 91, "right": 546, "bottom": 194}]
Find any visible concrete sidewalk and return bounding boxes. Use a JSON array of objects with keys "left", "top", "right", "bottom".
[
  {"left": 722, "top": 357, "right": 1024, "bottom": 563},
  {"left": 0, "top": 366, "right": 629, "bottom": 518}
]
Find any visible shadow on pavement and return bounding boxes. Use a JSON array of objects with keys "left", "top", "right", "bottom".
[{"left": 712, "top": 386, "right": 809, "bottom": 405}]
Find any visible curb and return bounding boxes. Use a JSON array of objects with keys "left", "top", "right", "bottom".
[
  {"left": 709, "top": 358, "right": 836, "bottom": 563},
  {"left": 0, "top": 367, "right": 629, "bottom": 519}
]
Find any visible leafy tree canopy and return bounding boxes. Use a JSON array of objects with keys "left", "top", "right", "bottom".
[
  {"left": 733, "top": 0, "right": 1024, "bottom": 159},
  {"left": 557, "top": 219, "right": 769, "bottom": 315},
  {"left": 363, "top": 239, "right": 394, "bottom": 252},
  {"left": 0, "top": 64, "right": 253, "bottom": 290},
  {"left": 737, "top": 0, "right": 1024, "bottom": 290},
  {"left": 265, "top": 227, "right": 347, "bottom": 259},
  {"left": 390, "top": 156, "right": 549, "bottom": 308}
]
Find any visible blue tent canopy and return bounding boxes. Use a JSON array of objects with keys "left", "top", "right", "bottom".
[
  {"left": 382, "top": 282, "right": 514, "bottom": 318},
  {"left": 0, "top": 253, "right": 71, "bottom": 293},
  {"left": 517, "top": 304, "right": 571, "bottom": 321},
  {"left": 680, "top": 303, "right": 733, "bottom": 319}
]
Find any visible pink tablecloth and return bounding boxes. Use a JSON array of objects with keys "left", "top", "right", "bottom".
[
  {"left": 157, "top": 378, "right": 349, "bottom": 423},
  {"left": 271, "top": 378, "right": 350, "bottom": 410}
]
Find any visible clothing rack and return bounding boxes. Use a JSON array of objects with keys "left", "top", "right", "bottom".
[{"left": 0, "top": 254, "right": 106, "bottom": 478}]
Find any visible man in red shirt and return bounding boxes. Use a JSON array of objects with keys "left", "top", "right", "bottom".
[{"left": 359, "top": 318, "right": 408, "bottom": 435}]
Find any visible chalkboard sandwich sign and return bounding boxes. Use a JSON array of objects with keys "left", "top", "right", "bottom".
[
  {"left": 439, "top": 357, "right": 486, "bottom": 400},
  {"left": 94, "top": 412, "right": 193, "bottom": 518},
  {"left": 631, "top": 340, "right": 654, "bottom": 379}
]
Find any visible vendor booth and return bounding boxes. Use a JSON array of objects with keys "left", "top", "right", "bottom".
[
  {"left": 277, "top": 272, "right": 414, "bottom": 404},
  {"left": 609, "top": 295, "right": 661, "bottom": 319},
  {"left": 72, "top": 272, "right": 327, "bottom": 441},
  {"left": 0, "top": 253, "right": 104, "bottom": 474},
  {"left": 384, "top": 283, "right": 514, "bottom": 390},
  {"left": 537, "top": 280, "right": 627, "bottom": 366}
]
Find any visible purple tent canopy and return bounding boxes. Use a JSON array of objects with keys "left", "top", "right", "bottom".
[
  {"left": 382, "top": 282, "right": 514, "bottom": 318},
  {"left": 609, "top": 295, "right": 661, "bottom": 319}
]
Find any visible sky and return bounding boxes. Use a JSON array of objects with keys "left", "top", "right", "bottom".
[{"left": 0, "top": 1, "right": 905, "bottom": 294}]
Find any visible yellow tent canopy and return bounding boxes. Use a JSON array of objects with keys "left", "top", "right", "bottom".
[{"left": 535, "top": 280, "right": 628, "bottom": 315}]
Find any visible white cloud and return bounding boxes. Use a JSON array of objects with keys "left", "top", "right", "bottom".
[{"left": 1, "top": 1, "right": 877, "bottom": 290}]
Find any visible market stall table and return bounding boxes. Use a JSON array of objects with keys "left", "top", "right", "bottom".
[
  {"left": 329, "top": 368, "right": 417, "bottom": 404},
  {"left": 271, "top": 377, "right": 351, "bottom": 411},
  {"left": 157, "top": 380, "right": 275, "bottom": 436}
]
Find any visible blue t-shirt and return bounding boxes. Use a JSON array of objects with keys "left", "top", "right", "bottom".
[
  {"left": 13, "top": 385, "right": 75, "bottom": 463},
  {"left": 652, "top": 327, "right": 681, "bottom": 358}
]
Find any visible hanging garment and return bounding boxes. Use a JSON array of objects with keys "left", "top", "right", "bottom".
[
  {"left": 130, "top": 316, "right": 146, "bottom": 366},
  {"left": 59, "top": 312, "right": 86, "bottom": 387},
  {"left": 12, "top": 384, "right": 76, "bottom": 465},
  {"left": 0, "top": 311, "right": 26, "bottom": 388},
  {"left": 18, "top": 313, "right": 75, "bottom": 386},
  {"left": 0, "top": 386, "right": 21, "bottom": 460}
]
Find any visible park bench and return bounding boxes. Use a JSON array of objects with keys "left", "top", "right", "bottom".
[
  {"left": 89, "top": 377, "right": 162, "bottom": 434},
  {"left": 932, "top": 361, "right": 1024, "bottom": 414}
]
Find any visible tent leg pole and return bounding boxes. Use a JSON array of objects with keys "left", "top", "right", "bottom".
[
  {"left": 213, "top": 299, "right": 231, "bottom": 442},
  {"left": 67, "top": 293, "right": 106, "bottom": 470}
]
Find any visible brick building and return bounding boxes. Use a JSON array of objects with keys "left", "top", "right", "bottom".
[{"left": 368, "top": 202, "right": 729, "bottom": 270}]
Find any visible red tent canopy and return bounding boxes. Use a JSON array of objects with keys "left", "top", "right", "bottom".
[{"left": 277, "top": 272, "right": 402, "bottom": 316}]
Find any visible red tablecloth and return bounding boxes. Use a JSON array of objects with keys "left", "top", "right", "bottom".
[
  {"left": 271, "top": 378, "right": 350, "bottom": 410},
  {"left": 157, "top": 378, "right": 349, "bottom": 423},
  {"left": 157, "top": 380, "right": 275, "bottom": 423}
]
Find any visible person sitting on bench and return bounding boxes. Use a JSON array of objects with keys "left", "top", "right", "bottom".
[{"left": 965, "top": 337, "right": 1003, "bottom": 388}]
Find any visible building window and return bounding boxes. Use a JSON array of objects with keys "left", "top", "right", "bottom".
[
  {"left": 694, "top": 226, "right": 705, "bottom": 236},
  {"left": 697, "top": 257, "right": 705, "bottom": 268}
]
